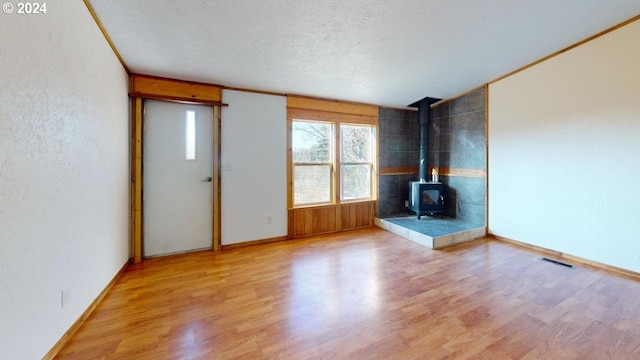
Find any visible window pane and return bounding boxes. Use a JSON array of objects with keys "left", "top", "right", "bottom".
[
  {"left": 292, "top": 121, "right": 332, "bottom": 162},
  {"left": 294, "top": 165, "right": 331, "bottom": 205},
  {"left": 185, "top": 110, "right": 196, "bottom": 160},
  {"left": 341, "top": 164, "right": 371, "bottom": 200},
  {"left": 341, "top": 124, "right": 373, "bottom": 162}
]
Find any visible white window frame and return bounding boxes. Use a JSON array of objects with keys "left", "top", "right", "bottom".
[
  {"left": 291, "top": 119, "right": 377, "bottom": 208},
  {"left": 339, "top": 124, "right": 376, "bottom": 202},
  {"left": 291, "top": 119, "right": 335, "bottom": 206}
]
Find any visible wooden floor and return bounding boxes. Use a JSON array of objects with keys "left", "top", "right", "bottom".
[{"left": 56, "top": 227, "right": 640, "bottom": 359}]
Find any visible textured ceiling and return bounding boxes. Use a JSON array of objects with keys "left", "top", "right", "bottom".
[{"left": 88, "top": 0, "right": 640, "bottom": 107}]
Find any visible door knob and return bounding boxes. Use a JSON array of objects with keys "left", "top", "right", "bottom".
[{"left": 201, "top": 177, "right": 213, "bottom": 182}]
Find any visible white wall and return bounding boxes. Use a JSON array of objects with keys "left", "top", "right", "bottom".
[
  {"left": 221, "top": 90, "right": 288, "bottom": 244},
  {"left": 488, "top": 20, "right": 640, "bottom": 272},
  {"left": 0, "top": 2, "right": 130, "bottom": 359}
]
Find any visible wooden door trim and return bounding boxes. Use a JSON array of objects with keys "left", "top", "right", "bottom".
[
  {"left": 212, "top": 106, "right": 221, "bottom": 251},
  {"left": 131, "top": 98, "right": 143, "bottom": 263},
  {"left": 130, "top": 97, "right": 222, "bottom": 263}
]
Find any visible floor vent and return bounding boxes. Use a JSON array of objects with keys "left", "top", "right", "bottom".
[{"left": 541, "top": 257, "right": 575, "bottom": 268}]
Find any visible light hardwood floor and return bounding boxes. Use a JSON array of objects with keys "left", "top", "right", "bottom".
[{"left": 55, "top": 227, "right": 640, "bottom": 359}]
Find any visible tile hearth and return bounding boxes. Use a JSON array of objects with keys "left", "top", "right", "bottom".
[{"left": 375, "top": 215, "right": 485, "bottom": 249}]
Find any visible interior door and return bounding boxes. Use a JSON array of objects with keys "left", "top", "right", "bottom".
[{"left": 143, "top": 100, "right": 214, "bottom": 257}]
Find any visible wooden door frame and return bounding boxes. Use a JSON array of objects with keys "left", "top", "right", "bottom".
[{"left": 130, "top": 74, "right": 225, "bottom": 263}]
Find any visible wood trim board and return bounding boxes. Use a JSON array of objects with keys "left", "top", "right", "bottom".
[
  {"left": 82, "top": 0, "right": 129, "bottom": 74},
  {"left": 221, "top": 236, "right": 289, "bottom": 250},
  {"left": 489, "top": 15, "right": 640, "bottom": 86},
  {"left": 130, "top": 93, "right": 223, "bottom": 262},
  {"left": 212, "top": 106, "right": 222, "bottom": 251},
  {"left": 379, "top": 167, "right": 486, "bottom": 178},
  {"left": 432, "top": 167, "right": 487, "bottom": 179},
  {"left": 287, "top": 108, "right": 378, "bottom": 125},
  {"left": 43, "top": 261, "right": 129, "bottom": 360},
  {"left": 490, "top": 234, "right": 640, "bottom": 281},
  {"left": 131, "top": 98, "right": 143, "bottom": 263},
  {"left": 130, "top": 74, "right": 223, "bottom": 104},
  {"left": 287, "top": 95, "right": 378, "bottom": 117}
]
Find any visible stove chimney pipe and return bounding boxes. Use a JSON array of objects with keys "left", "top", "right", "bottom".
[{"left": 411, "top": 97, "right": 440, "bottom": 182}]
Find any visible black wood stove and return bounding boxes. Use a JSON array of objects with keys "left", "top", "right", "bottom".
[
  {"left": 407, "top": 96, "right": 444, "bottom": 219},
  {"left": 408, "top": 181, "right": 444, "bottom": 219}
]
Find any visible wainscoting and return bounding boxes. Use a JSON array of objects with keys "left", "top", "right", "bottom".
[{"left": 289, "top": 201, "right": 375, "bottom": 238}]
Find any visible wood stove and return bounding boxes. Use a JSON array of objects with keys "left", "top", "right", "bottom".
[
  {"left": 406, "top": 96, "right": 444, "bottom": 219},
  {"left": 409, "top": 181, "right": 444, "bottom": 219}
]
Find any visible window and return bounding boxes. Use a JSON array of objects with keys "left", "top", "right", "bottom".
[
  {"left": 292, "top": 120, "right": 376, "bottom": 206},
  {"left": 341, "top": 124, "right": 375, "bottom": 200},
  {"left": 292, "top": 121, "right": 334, "bottom": 205},
  {"left": 185, "top": 110, "right": 196, "bottom": 160}
]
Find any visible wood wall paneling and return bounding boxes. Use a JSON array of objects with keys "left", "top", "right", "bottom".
[
  {"left": 341, "top": 201, "right": 375, "bottom": 230},
  {"left": 287, "top": 96, "right": 378, "bottom": 117},
  {"left": 290, "top": 201, "right": 375, "bottom": 238},
  {"left": 130, "top": 74, "right": 222, "bottom": 104},
  {"left": 291, "top": 205, "right": 340, "bottom": 238},
  {"left": 287, "top": 108, "right": 378, "bottom": 125}
]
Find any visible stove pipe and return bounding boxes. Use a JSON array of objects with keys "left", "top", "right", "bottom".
[{"left": 411, "top": 97, "right": 440, "bottom": 182}]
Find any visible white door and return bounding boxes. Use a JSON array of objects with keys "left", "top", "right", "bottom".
[{"left": 143, "top": 100, "right": 214, "bottom": 257}]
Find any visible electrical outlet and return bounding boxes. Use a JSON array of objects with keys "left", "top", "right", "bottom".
[
  {"left": 404, "top": 200, "right": 409, "bottom": 207},
  {"left": 267, "top": 216, "right": 272, "bottom": 224},
  {"left": 222, "top": 161, "right": 231, "bottom": 171}
]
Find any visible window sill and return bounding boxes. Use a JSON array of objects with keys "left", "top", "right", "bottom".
[{"left": 289, "top": 199, "right": 376, "bottom": 210}]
